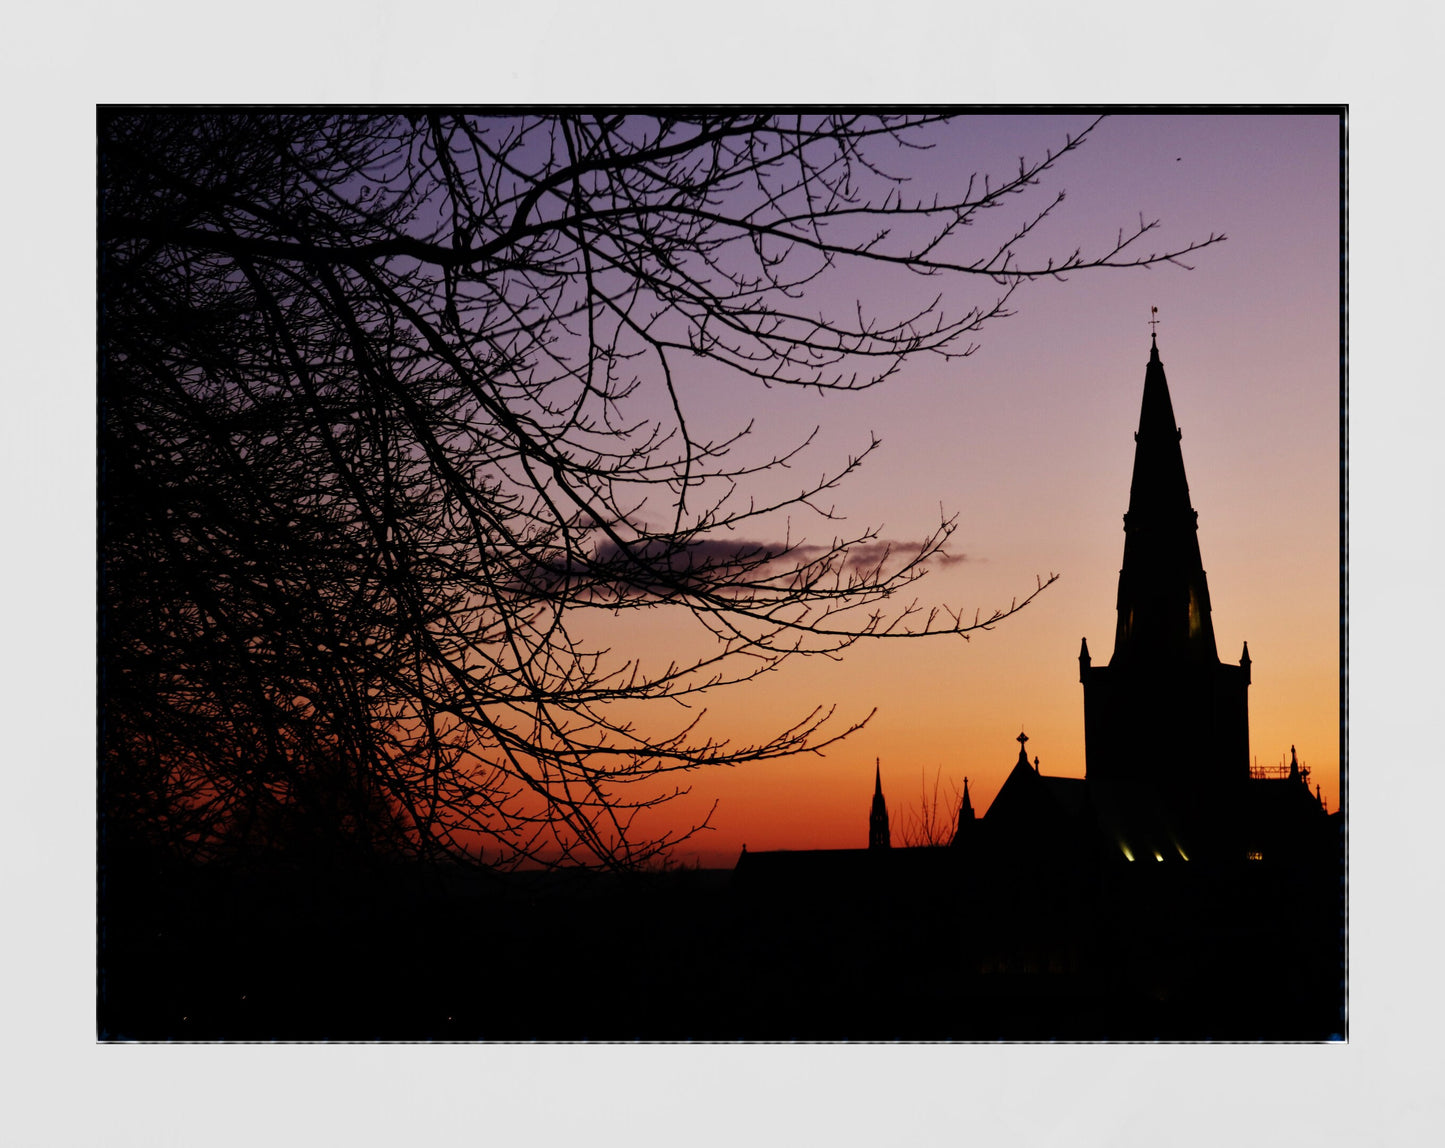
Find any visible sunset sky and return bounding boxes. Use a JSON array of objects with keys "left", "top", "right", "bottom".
[{"left": 627, "top": 113, "right": 1343, "bottom": 866}]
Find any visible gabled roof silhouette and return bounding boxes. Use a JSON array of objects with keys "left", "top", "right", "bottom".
[
  {"left": 982, "top": 736, "right": 1093, "bottom": 844},
  {"left": 986, "top": 736, "right": 1043, "bottom": 824}
]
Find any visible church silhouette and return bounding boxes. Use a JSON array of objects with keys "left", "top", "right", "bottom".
[
  {"left": 734, "top": 336, "right": 1342, "bottom": 1039},
  {"left": 741, "top": 334, "right": 1333, "bottom": 869}
]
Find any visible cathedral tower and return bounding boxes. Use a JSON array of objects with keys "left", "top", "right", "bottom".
[{"left": 1079, "top": 336, "right": 1251, "bottom": 861}]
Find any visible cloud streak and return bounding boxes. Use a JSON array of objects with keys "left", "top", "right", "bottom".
[{"left": 561, "top": 535, "right": 970, "bottom": 600}]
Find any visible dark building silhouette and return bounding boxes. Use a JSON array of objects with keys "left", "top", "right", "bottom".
[
  {"left": 1080, "top": 333, "right": 1254, "bottom": 864},
  {"left": 1043, "top": 334, "right": 1325, "bottom": 863},
  {"left": 741, "top": 335, "right": 1330, "bottom": 872},
  {"left": 868, "top": 758, "right": 891, "bottom": 849},
  {"left": 732, "top": 336, "right": 1340, "bottom": 1037}
]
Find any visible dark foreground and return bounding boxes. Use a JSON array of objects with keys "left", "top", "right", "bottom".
[{"left": 99, "top": 848, "right": 1344, "bottom": 1041}]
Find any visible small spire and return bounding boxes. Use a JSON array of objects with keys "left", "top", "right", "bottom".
[
  {"left": 869, "top": 758, "right": 891, "bottom": 850},
  {"left": 1289, "top": 746, "right": 1299, "bottom": 781},
  {"left": 1079, "top": 636, "right": 1092, "bottom": 682},
  {"left": 952, "top": 776, "right": 976, "bottom": 846},
  {"left": 1033, "top": 755, "right": 1040, "bottom": 774}
]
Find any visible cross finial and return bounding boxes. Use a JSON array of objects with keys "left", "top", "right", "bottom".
[
  {"left": 1017, "top": 730, "right": 1029, "bottom": 749},
  {"left": 1149, "top": 305, "right": 1160, "bottom": 336}
]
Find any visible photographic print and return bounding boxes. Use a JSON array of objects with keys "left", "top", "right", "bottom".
[{"left": 97, "top": 110, "right": 1344, "bottom": 1041}]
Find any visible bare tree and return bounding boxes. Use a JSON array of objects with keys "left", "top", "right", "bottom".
[
  {"left": 99, "top": 113, "right": 1220, "bottom": 870},
  {"left": 899, "top": 767, "right": 967, "bottom": 848}
]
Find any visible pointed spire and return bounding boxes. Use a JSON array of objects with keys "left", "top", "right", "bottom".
[
  {"left": 1079, "top": 636, "right": 1092, "bottom": 682},
  {"left": 1289, "top": 746, "right": 1299, "bottom": 781},
  {"left": 1111, "top": 335, "right": 1219, "bottom": 667},
  {"left": 869, "top": 758, "right": 890, "bottom": 850},
  {"left": 952, "top": 775, "right": 976, "bottom": 847}
]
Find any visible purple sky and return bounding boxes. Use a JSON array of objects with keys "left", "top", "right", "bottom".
[{"left": 613, "top": 113, "right": 1343, "bottom": 864}]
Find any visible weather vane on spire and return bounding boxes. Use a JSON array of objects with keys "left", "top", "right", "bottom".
[{"left": 1149, "top": 306, "right": 1160, "bottom": 337}]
